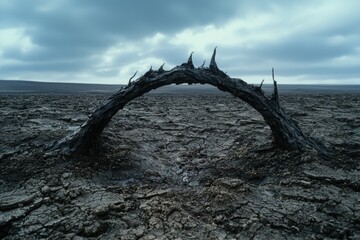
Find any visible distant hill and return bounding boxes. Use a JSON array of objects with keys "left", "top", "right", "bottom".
[
  {"left": 0, "top": 80, "right": 359, "bottom": 95},
  {"left": 0, "top": 80, "right": 122, "bottom": 94},
  {"left": 0, "top": 80, "right": 226, "bottom": 95}
]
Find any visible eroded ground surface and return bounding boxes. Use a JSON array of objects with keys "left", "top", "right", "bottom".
[{"left": 0, "top": 93, "right": 359, "bottom": 239}]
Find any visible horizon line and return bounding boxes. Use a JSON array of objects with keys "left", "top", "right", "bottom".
[{"left": 1, "top": 79, "right": 359, "bottom": 86}]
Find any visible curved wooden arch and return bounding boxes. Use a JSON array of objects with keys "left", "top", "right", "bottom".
[{"left": 52, "top": 49, "right": 330, "bottom": 158}]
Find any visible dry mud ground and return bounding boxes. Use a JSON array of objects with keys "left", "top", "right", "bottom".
[{"left": 0, "top": 93, "right": 359, "bottom": 239}]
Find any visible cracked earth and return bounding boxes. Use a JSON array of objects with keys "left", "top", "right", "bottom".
[{"left": 0, "top": 93, "right": 359, "bottom": 239}]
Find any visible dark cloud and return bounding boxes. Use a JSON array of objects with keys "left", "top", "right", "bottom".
[
  {"left": 0, "top": 0, "right": 359, "bottom": 84},
  {"left": 250, "top": 37, "right": 355, "bottom": 63},
  {"left": 1, "top": 0, "right": 239, "bottom": 39},
  {"left": 0, "top": 0, "right": 238, "bottom": 74},
  {"left": 280, "top": 65, "right": 360, "bottom": 79},
  {"left": 82, "top": 0, "right": 239, "bottom": 33},
  {"left": 1, "top": 58, "right": 93, "bottom": 72}
]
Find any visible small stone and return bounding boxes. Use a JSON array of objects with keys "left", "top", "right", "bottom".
[
  {"left": 82, "top": 221, "right": 107, "bottom": 237},
  {"left": 172, "top": 222, "right": 182, "bottom": 230},
  {"left": 188, "top": 181, "right": 199, "bottom": 187},
  {"left": 291, "top": 225, "right": 300, "bottom": 232},
  {"left": 214, "top": 215, "right": 226, "bottom": 224},
  {"left": 41, "top": 185, "right": 50, "bottom": 194},
  {"left": 62, "top": 172, "right": 72, "bottom": 179},
  {"left": 213, "top": 230, "right": 227, "bottom": 240},
  {"left": 68, "top": 190, "right": 77, "bottom": 199},
  {"left": 182, "top": 173, "right": 189, "bottom": 183},
  {"left": 67, "top": 188, "right": 83, "bottom": 199},
  {"left": 149, "top": 217, "right": 162, "bottom": 229},
  {"left": 133, "top": 226, "right": 145, "bottom": 237},
  {"left": 299, "top": 180, "right": 312, "bottom": 186},
  {"left": 184, "top": 221, "right": 197, "bottom": 230},
  {"left": 93, "top": 205, "right": 109, "bottom": 216},
  {"left": 55, "top": 190, "right": 67, "bottom": 202},
  {"left": 141, "top": 234, "right": 156, "bottom": 240},
  {"left": 214, "top": 177, "right": 244, "bottom": 189}
]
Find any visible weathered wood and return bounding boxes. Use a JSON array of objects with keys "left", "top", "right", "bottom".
[{"left": 51, "top": 49, "right": 331, "bottom": 158}]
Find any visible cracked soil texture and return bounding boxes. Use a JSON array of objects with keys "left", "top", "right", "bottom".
[{"left": 0, "top": 93, "right": 359, "bottom": 239}]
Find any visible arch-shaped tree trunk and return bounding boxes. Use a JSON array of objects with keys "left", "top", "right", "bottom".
[{"left": 51, "top": 49, "right": 331, "bottom": 158}]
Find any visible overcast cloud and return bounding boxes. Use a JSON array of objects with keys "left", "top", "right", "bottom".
[{"left": 0, "top": 0, "right": 359, "bottom": 84}]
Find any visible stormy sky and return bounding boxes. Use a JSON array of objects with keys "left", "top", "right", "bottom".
[{"left": 0, "top": 0, "right": 359, "bottom": 84}]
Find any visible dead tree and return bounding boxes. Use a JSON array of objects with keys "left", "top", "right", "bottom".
[{"left": 50, "top": 49, "right": 331, "bottom": 158}]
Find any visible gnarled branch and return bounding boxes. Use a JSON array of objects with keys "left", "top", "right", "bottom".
[{"left": 50, "top": 49, "right": 332, "bottom": 159}]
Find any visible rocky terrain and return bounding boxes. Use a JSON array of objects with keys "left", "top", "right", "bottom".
[{"left": 0, "top": 92, "right": 359, "bottom": 239}]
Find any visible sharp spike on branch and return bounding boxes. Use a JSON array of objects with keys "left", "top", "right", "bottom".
[
  {"left": 187, "top": 52, "right": 194, "bottom": 69},
  {"left": 209, "top": 47, "right": 219, "bottom": 73},
  {"left": 254, "top": 79, "right": 265, "bottom": 95},
  {"left": 271, "top": 68, "right": 280, "bottom": 108},
  {"left": 158, "top": 63, "right": 165, "bottom": 72},
  {"left": 144, "top": 66, "right": 154, "bottom": 77},
  {"left": 272, "top": 68, "right": 275, "bottom": 81},
  {"left": 260, "top": 79, "right": 264, "bottom": 89},
  {"left": 128, "top": 71, "right": 138, "bottom": 85},
  {"left": 201, "top": 60, "right": 206, "bottom": 68}
]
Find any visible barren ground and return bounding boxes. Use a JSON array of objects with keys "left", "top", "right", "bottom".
[{"left": 0, "top": 93, "right": 359, "bottom": 239}]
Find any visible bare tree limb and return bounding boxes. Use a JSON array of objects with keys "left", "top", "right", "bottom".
[
  {"left": 158, "top": 63, "right": 165, "bottom": 72},
  {"left": 201, "top": 60, "right": 206, "bottom": 68},
  {"left": 260, "top": 79, "right": 264, "bottom": 89},
  {"left": 271, "top": 68, "right": 280, "bottom": 108},
  {"left": 128, "top": 71, "right": 138, "bottom": 85},
  {"left": 50, "top": 51, "right": 332, "bottom": 159}
]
